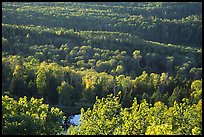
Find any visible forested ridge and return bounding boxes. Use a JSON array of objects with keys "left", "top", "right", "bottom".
[{"left": 2, "top": 2, "right": 202, "bottom": 135}]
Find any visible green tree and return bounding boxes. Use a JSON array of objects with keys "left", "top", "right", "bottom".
[
  {"left": 57, "top": 81, "right": 74, "bottom": 106},
  {"left": 68, "top": 93, "right": 122, "bottom": 135},
  {"left": 145, "top": 124, "right": 172, "bottom": 135},
  {"left": 2, "top": 95, "right": 63, "bottom": 135},
  {"left": 116, "top": 65, "right": 124, "bottom": 75},
  {"left": 133, "top": 50, "right": 142, "bottom": 66},
  {"left": 36, "top": 63, "right": 48, "bottom": 98},
  {"left": 190, "top": 79, "right": 202, "bottom": 104},
  {"left": 2, "top": 37, "right": 9, "bottom": 51},
  {"left": 9, "top": 65, "right": 26, "bottom": 96}
]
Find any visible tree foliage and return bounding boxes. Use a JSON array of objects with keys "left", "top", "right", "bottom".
[
  {"left": 68, "top": 88, "right": 202, "bottom": 135},
  {"left": 2, "top": 95, "right": 63, "bottom": 135},
  {"left": 2, "top": 2, "right": 202, "bottom": 135}
]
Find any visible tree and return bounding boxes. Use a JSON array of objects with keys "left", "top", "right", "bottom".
[
  {"left": 68, "top": 90, "right": 202, "bottom": 135},
  {"left": 57, "top": 81, "right": 74, "bottom": 106},
  {"left": 118, "top": 98, "right": 151, "bottom": 135},
  {"left": 68, "top": 93, "right": 122, "bottom": 135},
  {"left": 34, "top": 52, "right": 46, "bottom": 62},
  {"left": 133, "top": 71, "right": 149, "bottom": 96},
  {"left": 166, "top": 56, "right": 174, "bottom": 75},
  {"left": 2, "top": 95, "right": 63, "bottom": 135},
  {"left": 9, "top": 65, "right": 26, "bottom": 96},
  {"left": 150, "top": 89, "right": 162, "bottom": 106},
  {"left": 190, "top": 79, "right": 202, "bottom": 104},
  {"left": 81, "top": 74, "right": 98, "bottom": 103},
  {"left": 133, "top": 50, "right": 142, "bottom": 66},
  {"left": 189, "top": 67, "right": 202, "bottom": 80},
  {"left": 2, "top": 57, "right": 12, "bottom": 91},
  {"left": 36, "top": 63, "right": 48, "bottom": 98},
  {"left": 2, "top": 37, "right": 9, "bottom": 51},
  {"left": 145, "top": 124, "right": 172, "bottom": 135},
  {"left": 116, "top": 65, "right": 124, "bottom": 75},
  {"left": 168, "top": 86, "right": 181, "bottom": 107},
  {"left": 142, "top": 92, "right": 150, "bottom": 102}
]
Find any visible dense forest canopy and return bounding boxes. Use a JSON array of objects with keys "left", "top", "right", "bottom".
[{"left": 2, "top": 2, "right": 202, "bottom": 135}]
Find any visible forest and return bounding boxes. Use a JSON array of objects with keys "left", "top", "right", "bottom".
[{"left": 2, "top": 2, "right": 202, "bottom": 135}]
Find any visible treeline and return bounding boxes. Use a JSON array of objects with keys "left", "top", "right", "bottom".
[
  {"left": 2, "top": 23, "right": 202, "bottom": 79},
  {"left": 2, "top": 2, "right": 202, "bottom": 135},
  {"left": 3, "top": 78, "right": 201, "bottom": 135},
  {"left": 68, "top": 85, "right": 202, "bottom": 135},
  {"left": 2, "top": 2, "right": 202, "bottom": 47},
  {"left": 2, "top": 55, "right": 201, "bottom": 109}
]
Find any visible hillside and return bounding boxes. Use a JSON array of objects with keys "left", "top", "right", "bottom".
[{"left": 2, "top": 2, "right": 202, "bottom": 135}]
